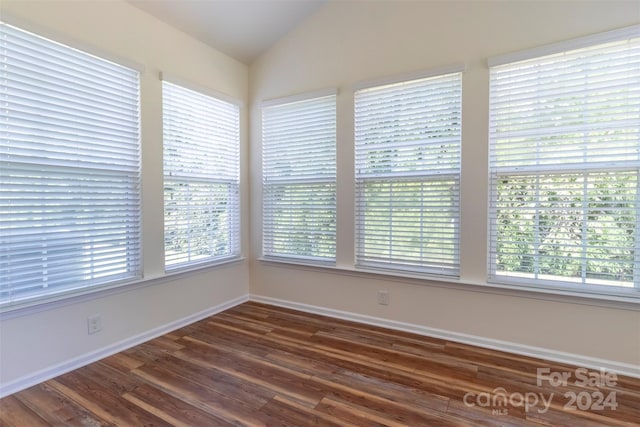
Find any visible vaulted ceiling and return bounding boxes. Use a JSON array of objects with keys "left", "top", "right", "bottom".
[{"left": 128, "top": 0, "right": 326, "bottom": 64}]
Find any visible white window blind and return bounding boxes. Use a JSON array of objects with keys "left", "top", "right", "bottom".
[
  {"left": 262, "top": 93, "right": 336, "bottom": 263},
  {"left": 162, "top": 81, "right": 240, "bottom": 270},
  {"left": 355, "top": 71, "right": 462, "bottom": 276},
  {"left": 488, "top": 26, "right": 640, "bottom": 294},
  {"left": 0, "top": 22, "right": 141, "bottom": 307}
]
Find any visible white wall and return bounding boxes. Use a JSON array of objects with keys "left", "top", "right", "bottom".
[
  {"left": 249, "top": 0, "right": 640, "bottom": 372},
  {"left": 0, "top": 0, "right": 250, "bottom": 393}
]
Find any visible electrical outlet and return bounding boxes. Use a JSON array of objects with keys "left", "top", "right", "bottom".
[
  {"left": 377, "top": 290, "right": 390, "bottom": 305},
  {"left": 87, "top": 314, "right": 102, "bottom": 334}
]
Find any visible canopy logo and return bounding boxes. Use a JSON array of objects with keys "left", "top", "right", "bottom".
[
  {"left": 463, "top": 367, "right": 618, "bottom": 416},
  {"left": 463, "top": 387, "right": 553, "bottom": 415}
]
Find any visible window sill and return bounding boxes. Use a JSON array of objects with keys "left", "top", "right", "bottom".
[
  {"left": 259, "top": 255, "right": 336, "bottom": 268},
  {"left": 164, "top": 255, "right": 244, "bottom": 275},
  {"left": 258, "top": 258, "right": 640, "bottom": 311},
  {"left": 0, "top": 257, "right": 246, "bottom": 319}
]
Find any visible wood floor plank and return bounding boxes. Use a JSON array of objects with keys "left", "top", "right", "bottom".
[
  {"left": 73, "top": 361, "right": 142, "bottom": 396},
  {"left": 98, "top": 352, "right": 145, "bottom": 374},
  {"left": 173, "top": 338, "right": 327, "bottom": 408},
  {"left": 14, "top": 383, "right": 114, "bottom": 427},
  {"left": 315, "top": 396, "right": 407, "bottom": 427},
  {"left": 311, "top": 373, "right": 450, "bottom": 416},
  {"left": 445, "top": 398, "right": 543, "bottom": 427},
  {"left": 318, "top": 394, "right": 468, "bottom": 427},
  {"left": 259, "top": 395, "right": 350, "bottom": 427},
  {"left": 265, "top": 349, "right": 451, "bottom": 413},
  {"left": 0, "top": 395, "right": 49, "bottom": 427},
  {"left": 312, "top": 329, "right": 479, "bottom": 379},
  {"left": 130, "top": 363, "right": 283, "bottom": 426},
  {"left": 47, "top": 377, "right": 171, "bottom": 426},
  {"left": 122, "top": 383, "right": 234, "bottom": 427},
  {"left": 149, "top": 353, "right": 277, "bottom": 406},
  {"left": 2, "top": 301, "right": 638, "bottom": 426},
  {"left": 193, "top": 312, "right": 482, "bottom": 397}
]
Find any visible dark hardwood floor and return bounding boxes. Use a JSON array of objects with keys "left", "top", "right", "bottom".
[{"left": 1, "top": 301, "right": 638, "bottom": 426}]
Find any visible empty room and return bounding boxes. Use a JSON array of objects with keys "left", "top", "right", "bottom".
[{"left": 0, "top": 0, "right": 639, "bottom": 425}]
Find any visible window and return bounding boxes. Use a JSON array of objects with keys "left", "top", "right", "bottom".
[
  {"left": 488, "top": 26, "right": 640, "bottom": 295},
  {"left": 0, "top": 22, "right": 141, "bottom": 307},
  {"left": 262, "top": 92, "right": 336, "bottom": 264},
  {"left": 355, "top": 69, "right": 463, "bottom": 276},
  {"left": 162, "top": 80, "right": 240, "bottom": 270}
]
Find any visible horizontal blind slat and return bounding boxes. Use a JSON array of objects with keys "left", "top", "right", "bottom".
[
  {"left": 355, "top": 72, "right": 462, "bottom": 276},
  {"left": 488, "top": 33, "right": 640, "bottom": 291},
  {"left": 162, "top": 81, "right": 241, "bottom": 270},
  {"left": 262, "top": 94, "right": 337, "bottom": 262},
  {"left": 0, "top": 22, "right": 141, "bottom": 306}
]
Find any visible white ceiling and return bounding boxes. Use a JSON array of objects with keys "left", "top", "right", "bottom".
[{"left": 128, "top": 0, "right": 326, "bottom": 64}]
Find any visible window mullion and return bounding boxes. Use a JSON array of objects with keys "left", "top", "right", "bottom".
[
  {"left": 635, "top": 169, "right": 640, "bottom": 289},
  {"left": 533, "top": 174, "right": 541, "bottom": 280},
  {"left": 581, "top": 173, "right": 589, "bottom": 284}
]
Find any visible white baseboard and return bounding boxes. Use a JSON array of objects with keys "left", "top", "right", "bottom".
[
  {"left": 0, "top": 295, "right": 249, "bottom": 398},
  {"left": 250, "top": 295, "right": 640, "bottom": 379},
  {"left": 3, "top": 292, "right": 637, "bottom": 399}
]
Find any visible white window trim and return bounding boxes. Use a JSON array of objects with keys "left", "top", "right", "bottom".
[
  {"left": 354, "top": 68, "right": 463, "bottom": 277},
  {"left": 487, "top": 25, "right": 640, "bottom": 298},
  {"left": 1, "top": 19, "right": 143, "bottom": 310},
  {"left": 352, "top": 64, "right": 465, "bottom": 91},
  {"left": 1, "top": 12, "right": 145, "bottom": 73},
  {"left": 0, "top": 257, "right": 245, "bottom": 318},
  {"left": 261, "top": 88, "right": 338, "bottom": 265},
  {"left": 161, "top": 78, "right": 242, "bottom": 271},
  {"left": 260, "top": 88, "right": 338, "bottom": 108},
  {"left": 160, "top": 72, "right": 242, "bottom": 108},
  {"left": 488, "top": 24, "right": 640, "bottom": 67}
]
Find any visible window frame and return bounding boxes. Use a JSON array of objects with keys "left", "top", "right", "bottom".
[
  {"left": 261, "top": 89, "right": 338, "bottom": 265},
  {"left": 0, "top": 20, "right": 143, "bottom": 310},
  {"left": 161, "top": 75, "right": 242, "bottom": 272},
  {"left": 487, "top": 25, "right": 640, "bottom": 298},
  {"left": 353, "top": 66, "right": 464, "bottom": 277}
]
